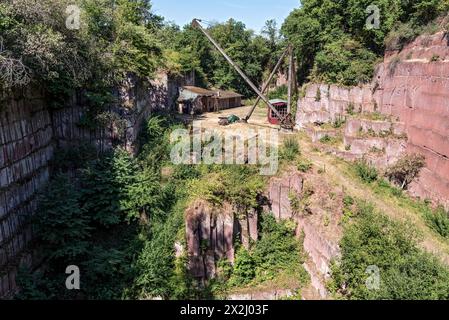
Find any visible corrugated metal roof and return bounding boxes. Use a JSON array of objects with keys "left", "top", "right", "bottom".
[
  {"left": 215, "top": 90, "right": 243, "bottom": 99},
  {"left": 182, "top": 86, "right": 215, "bottom": 96},
  {"left": 269, "top": 99, "right": 288, "bottom": 105},
  {"left": 178, "top": 86, "right": 243, "bottom": 102}
]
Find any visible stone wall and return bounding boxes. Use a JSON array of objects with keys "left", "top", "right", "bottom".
[
  {"left": 268, "top": 172, "right": 303, "bottom": 221},
  {"left": 296, "top": 31, "right": 449, "bottom": 207},
  {"left": 0, "top": 72, "right": 178, "bottom": 298}
]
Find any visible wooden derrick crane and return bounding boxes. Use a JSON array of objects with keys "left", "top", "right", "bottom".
[{"left": 192, "top": 19, "right": 296, "bottom": 130}]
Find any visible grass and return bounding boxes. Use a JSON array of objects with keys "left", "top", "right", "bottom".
[
  {"left": 280, "top": 136, "right": 301, "bottom": 162},
  {"left": 297, "top": 158, "right": 313, "bottom": 173},
  {"left": 296, "top": 133, "right": 449, "bottom": 264},
  {"left": 319, "top": 134, "right": 343, "bottom": 146}
]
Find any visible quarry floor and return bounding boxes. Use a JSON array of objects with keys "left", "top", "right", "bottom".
[{"left": 178, "top": 105, "right": 286, "bottom": 147}]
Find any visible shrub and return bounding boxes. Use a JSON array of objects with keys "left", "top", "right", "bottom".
[
  {"left": 280, "top": 137, "right": 300, "bottom": 161},
  {"left": 329, "top": 202, "right": 449, "bottom": 300},
  {"left": 430, "top": 54, "right": 440, "bottom": 62},
  {"left": 252, "top": 215, "right": 301, "bottom": 282},
  {"left": 346, "top": 103, "right": 355, "bottom": 115},
  {"left": 355, "top": 159, "right": 378, "bottom": 183},
  {"left": 297, "top": 158, "right": 313, "bottom": 173},
  {"left": 425, "top": 206, "right": 449, "bottom": 238},
  {"left": 34, "top": 174, "right": 91, "bottom": 261},
  {"left": 319, "top": 135, "right": 341, "bottom": 145},
  {"left": 267, "top": 84, "right": 288, "bottom": 100},
  {"left": 384, "top": 22, "right": 418, "bottom": 51},
  {"left": 386, "top": 154, "right": 426, "bottom": 190},
  {"left": 229, "top": 247, "right": 256, "bottom": 286},
  {"left": 228, "top": 214, "right": 307, "bottom": 287},
  {"left": 332, "top": 116, "right": 346, "bottom": 129}
]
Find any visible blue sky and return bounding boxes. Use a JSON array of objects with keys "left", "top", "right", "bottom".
[{"left": 151, "top": 0, "right": 300, "bottom": 33}]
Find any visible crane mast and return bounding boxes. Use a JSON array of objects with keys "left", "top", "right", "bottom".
[{"left": 192, "top": 19, "right": 293, "bottom": 128}]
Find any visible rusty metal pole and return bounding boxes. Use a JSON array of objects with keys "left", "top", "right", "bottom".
[
  {"left": 192, "top": 19, "right": 285, "bottom": 124},
  {"left": 243, "top": 46, "right": 290, "bottom": 122}
]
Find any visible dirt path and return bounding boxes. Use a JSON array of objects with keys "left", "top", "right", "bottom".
[{"left": 299, "top": 136, "right": 449, "bottom": 265}]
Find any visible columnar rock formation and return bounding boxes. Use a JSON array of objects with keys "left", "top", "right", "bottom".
[
  {"left": 185, "top": 171, "right": 341, "bottom": 299},
  {"left": 296, "top": 31, "right": 449, "bottom": 207},
  {"left": 0, "top": 73, "right": 178, "bottom": 298},
  {"left": 185, "top": 201, "right": 235, "bottom": 280},
  {"left": 185, "top": 200, "right": 259, "bottom": 281}
]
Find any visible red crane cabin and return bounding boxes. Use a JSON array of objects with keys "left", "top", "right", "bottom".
[{"left": 267, "top": 99, "right": 288, "bottom": 125}]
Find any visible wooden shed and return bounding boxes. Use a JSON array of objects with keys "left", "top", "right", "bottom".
[
  {"left": 177, "top": 86, "right": 243, "bottom": 115},
  {"left": 177, "top": 86, "right": 215, "bottom": 115}
]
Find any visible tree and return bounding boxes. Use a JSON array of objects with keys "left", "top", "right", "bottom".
[
  {"left": 34, "top": 174, "right": 91, "bottom": 261},
  {"left": 281, "top": 0, "right": 449, "bottom": 86},
  {"left": 386, "top": 154, "right": 426, "bottom": 190}
]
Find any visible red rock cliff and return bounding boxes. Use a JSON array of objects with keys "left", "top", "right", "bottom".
[{"left": 296, "top": 31, "right": 449, "bottom": 207}]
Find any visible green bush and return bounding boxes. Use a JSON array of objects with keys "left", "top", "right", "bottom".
[
  {"left": 227, "top": 214, "right": 306, "bottom": 288},
  {"left": 297, "top": 158, "right": 313, "bottom": 173},
  {"left": 252, "top": 215, "right": 301, "bottom": 281},
  {"left": 34, "top": 174, "right": 91, "bottom": 261},
  {"left": 329, "top": 202, "right": 449, "bottom": 300},
  {"left": 386, "top": 154, "right": 426, "bottom": 190},
  {"left": 229, "top": 247, "right": 256, "bottom": 286},
  {"left": 425, "top": 206, "right": 449, "bottom": 238},
  {"left": 268, "top": 85, "right": 288, "bottom": 100},
  {"left": 355, "top": 159, "right": 378, "bottom": 183},
  {"left": 281, "top": 137, "right": 301, "bottom": 161}
]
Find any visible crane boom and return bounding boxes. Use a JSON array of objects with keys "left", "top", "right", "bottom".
[
  {"left": 192, "top": 19, "right": 285, "bottom": 124},
  {"left": 244, "top": 45, "right": 291, "bottom": 122}
]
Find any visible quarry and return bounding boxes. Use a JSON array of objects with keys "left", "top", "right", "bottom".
[{"left": 1, "top": 0, "right": 449, "bottom": 303}]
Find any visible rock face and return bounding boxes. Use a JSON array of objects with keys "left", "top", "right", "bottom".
[
  {"left": 299, "top": 217, "right": 340, "bottom": 298},
  {"left": 296, "top": 84, "right": 377, "bottom": 129},
  {"left": 268, "top": 171, "right": 342, "bottom": 299},
  {"left": 185, "top": 171, "right": 342, "bottom": 299},
  {"left": 378, "top": 31, "right": 449, "bottom": 206},
  {"left": 185, "top": 200, "right": 259, "bottom": 281},
  {"left": 268, "top": 172, "right": 303, "bottom": 221},
  {"left": 296, "top": 31, "right": 449, "bottom": 207},
  {"left": 0, "top": 72, "right": 178, "bottom": 298},
  {"left": 185, "top": 201, "right": 235, "bottom": 280}
]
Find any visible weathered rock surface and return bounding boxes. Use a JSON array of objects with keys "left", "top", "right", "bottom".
[
  {"left": 185, "top": 200, "right": 259, "bottom": 282},
  {"left": 268, "top": 172, "right": 303, "bottom": 221},
  {"left": 296, "top": 31, "right": 449, "bottom": 206},
  {"left": 267, "top": 170, "right": 342, "bottom": 299},
  {"left": 185, "top": 200, "right": 235, "bottom": 280},
  {"left": 0, "top": 72, "right": 178, "bottom": 298}
]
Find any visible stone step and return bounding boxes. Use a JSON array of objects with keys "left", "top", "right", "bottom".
[{"left": 345, "top": 118, "right": 406, "bottom": 138}]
